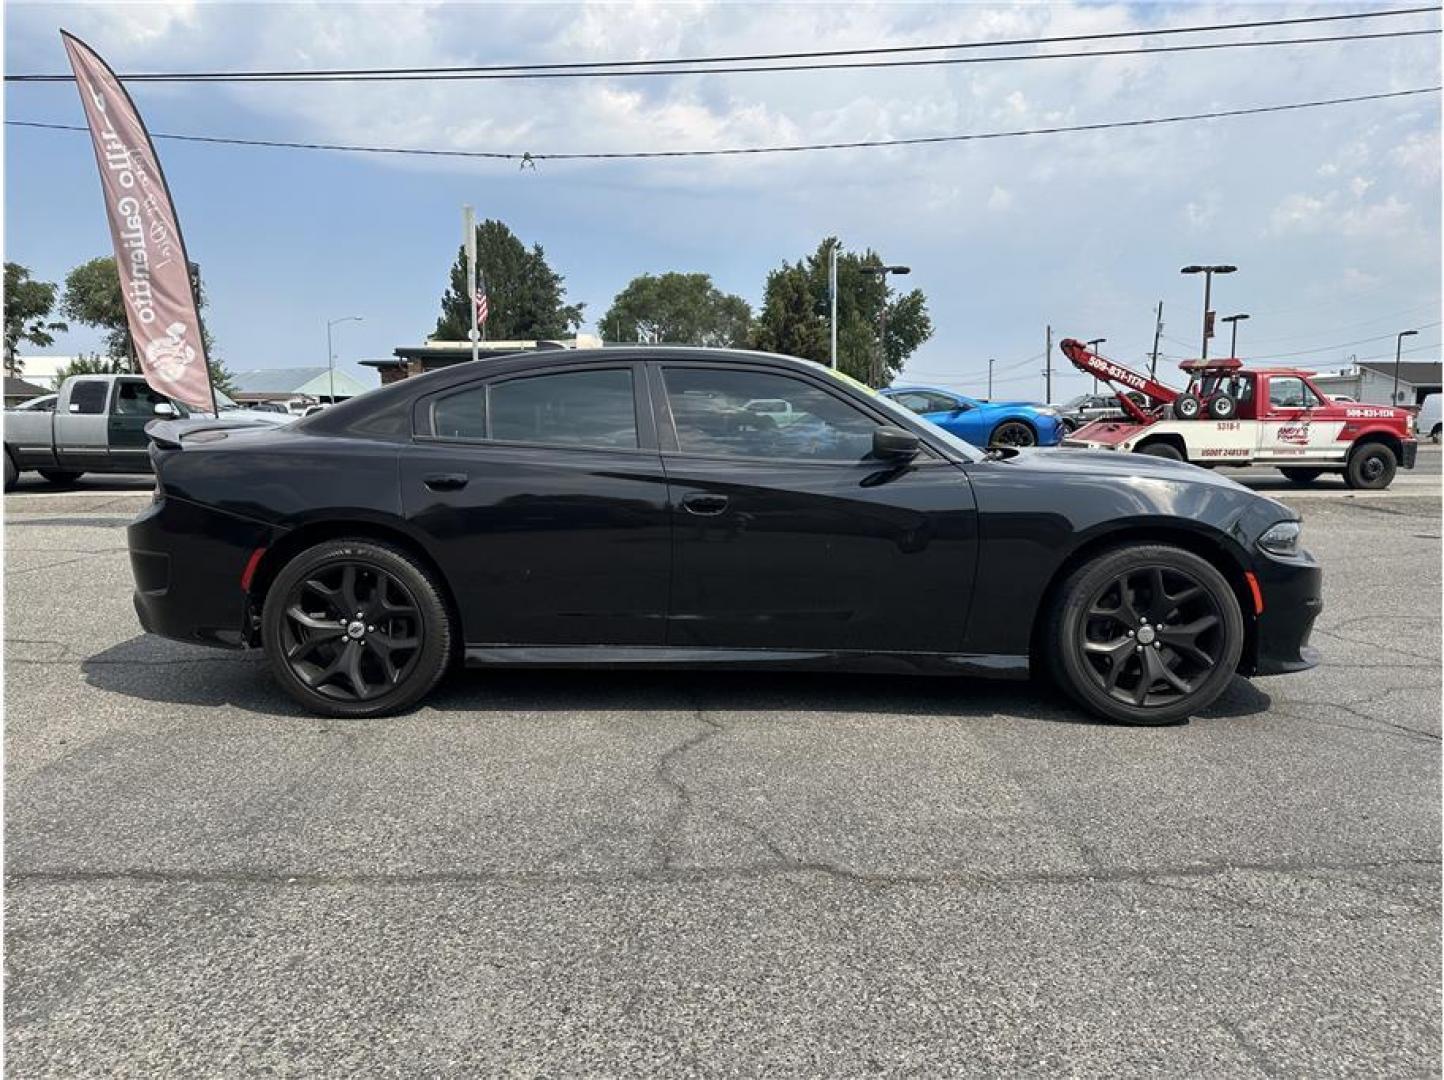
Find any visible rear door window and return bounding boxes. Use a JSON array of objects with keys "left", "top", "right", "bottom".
[
  {"left": 67, "top": 380, "right": 109, "bottom": 415},
  {"left": 431, "top": 368, "right": 639, "bottom": 450}
]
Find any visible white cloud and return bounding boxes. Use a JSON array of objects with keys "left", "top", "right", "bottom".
[{"left": 986, "top": 185, "right": 1014, "bottom": 212}]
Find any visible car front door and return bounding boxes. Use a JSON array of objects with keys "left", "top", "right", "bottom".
[
  {"left": 1256, "top": 374, "right": 1341, "bottom": 461},
  {"left": 654, "top": 363, "right": 978, "bottom": 653},
  {"left": 109, "top": 378, "right": 179, "bottom": 472},
  {"left": 401, "top": 363, "right": 671, "bottom": 647}
]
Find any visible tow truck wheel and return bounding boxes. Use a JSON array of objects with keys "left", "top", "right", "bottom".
[
  {"left": 1174, "top": 393, "right": 1201, "bottom": 420},
  {"left": 989, "top": 420, "right": 1036, "bottom": 448},
  {"left": 1137, "top": 442, "right": 1184, "bottom": 461},
  {"left": 1345, "top": 443, "right": 1397, "bottom": 490},
  {"left": 1206, "top": 393, "right": 1237, "bottom": 420}
]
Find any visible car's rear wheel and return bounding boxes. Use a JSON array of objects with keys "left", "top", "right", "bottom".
[
  {"left": 1045, "top": 544, "right": 1243, "bottom": 725},
  {"left": 1280, "top": 467, "right": 1324, "bottom": 484},
  {"left": 1430, "top": 423, "right": 1441, "bottom": 444},
  {"left": 990, "top": 420, "right": 1036, "bottom": 447},
  {"left": 38, "top": 469, "right": 83, "bottom": 485},
  {"left": 261, "top": 539, "right": 453, "bottom": 718},
  {"left": 1344, "top": 442, "right": 1396, "bottom": 490}
]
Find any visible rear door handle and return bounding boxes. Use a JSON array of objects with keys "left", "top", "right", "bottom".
[
  {"left": 681, "top": 493, "right": 729, "bottom": 516},
  {"left": 424, "top": 472, "right": 469, "bottom": 492}
]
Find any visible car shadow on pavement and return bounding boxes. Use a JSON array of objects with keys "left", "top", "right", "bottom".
[{"left": 81, "top": 635, "right": 1273, "bottom": 727}]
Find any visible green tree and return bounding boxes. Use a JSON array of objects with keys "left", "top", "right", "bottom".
[
  {"left": 600, "top": 272, "right": 751, "bottom": 346},
  {"left": 51, "top": 352, "right": 129, "bottom": 387},
  {"left": 60, "top": 256, "right": 233, "bottom": 395},
  {"left": 750, "top": 237, "right": 933, "bottom": 387},
  {"left": 435, "top": 220, "right": 584, "bottom": 341},
  {"left": 4, "top": 262, "right": 68, "bottom": 376}
]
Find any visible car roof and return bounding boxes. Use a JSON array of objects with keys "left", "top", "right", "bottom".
[{"left": 885, "top": 385, "right": 967, "bottom": 397}]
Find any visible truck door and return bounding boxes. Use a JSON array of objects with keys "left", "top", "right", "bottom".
[
  {"left": 1255, "top": 374, "right": 1344, "bottom": 464},
  {"left": 109, "top": 378, "right": 177, "bottom": 472},
  {"left": 54, "top": 378, "right": 113, "bottom": 471}
]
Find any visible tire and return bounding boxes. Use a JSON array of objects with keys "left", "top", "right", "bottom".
[
  {"left": 1206, "top": 393, "right": 1237, "bottom": 420},
  {"left": 1344, "top": 442, "right": 1397, "bottom": 490},
  {"left": 1430, "top": 424, "right": 1441, "bottom": 445},
  {"left": 989, "top": 420, "right": 1036, "bottom": 448},
  {"left": 1137, "top": 442, "right": 1184, "bottom": 461},
  {"left": 1280, "top": 467, "right": 1324, "bottom": 484},
  {"left": 1174, "top": 393, "right": 1201, "bottom": 420},
  {"left": 1044, "top": 544, "right": 1244, "bottom": 725},
  {"left": 3, "top": 450, "right": 16, "bottom": 493},
  {"left": 261, "top": 539, "right": 453, "bottom": 718},
  {"left": 38, "top": 469, "right": 83, "bottom": 485}
]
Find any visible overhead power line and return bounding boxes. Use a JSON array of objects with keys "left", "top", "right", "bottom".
[
  {"left": 1251, "top": 322, "right": 1442, "bottom": 359},
  {"left": 6, "top": 7, "right": 1438, "bottom": 82},
  {"left": 9, "top": 86, "right": 1438, "bottom": 162}
]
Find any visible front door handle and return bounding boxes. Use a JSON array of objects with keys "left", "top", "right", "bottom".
[
  {"left": 681, "top": 493, "right": 729, "bottom": 516},
  {"left": 424, "top": 472, "right": 469, "bottom": 492}
]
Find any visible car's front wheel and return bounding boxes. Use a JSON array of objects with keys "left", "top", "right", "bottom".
[
  {"left": 261, "top": 539, "right": 453, "bottom": 718},
  {"left": 1044, "top": 544, "right": 1244, "bottom": 725},
  {"left": 990, "top": 420, "right": 1036, "bottom": 447}
]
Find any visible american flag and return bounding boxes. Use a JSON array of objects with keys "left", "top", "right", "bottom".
[{"left": 474, "top": 269, "right": 489, "bottom": 327}]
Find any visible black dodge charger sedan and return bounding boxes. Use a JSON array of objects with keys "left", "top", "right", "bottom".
[{"left": 128, "top": 347, "right": 1321, "bottom": 723}]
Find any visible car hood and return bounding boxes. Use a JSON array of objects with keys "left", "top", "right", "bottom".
[{"left": 990, "top": 446, "right": 1252, "bottom": 490}]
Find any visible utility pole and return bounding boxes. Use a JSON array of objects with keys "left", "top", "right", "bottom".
[
  {"left": 988, "top": 358, "right": 995, "bottom": 399},
  {"left": 828, "top": 242, "right": 839, "bottom": 369},
  {"left": 1044, "top": 326, "right": 1054, "bottom": 401},
  {"left": 1149, "top": 301, "right": 1164, "bottom": 379},
  {"left": 463, "top": 204, "right": 479, "bottom": 365}
]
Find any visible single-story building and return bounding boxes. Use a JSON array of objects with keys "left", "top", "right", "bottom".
[
  {"left": 229, "top": 366, "right": 371, "bottom": 407},
  {"left": 362, "top": 336, "right": 604, "bottom": 385},
  {"left": 4, "top": 375, "right": 52, "bottom": 407},
  {"left": 1311, "top": 361, "right": 1441, "bottom": 406}
]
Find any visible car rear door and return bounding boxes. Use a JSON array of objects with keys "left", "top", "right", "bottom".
[
  {"left": 54, "top": 378, "right": 112, "bottom": 471},
  {"left": 401, "top": 362, "right": 671, "bottom": 647},
  {"left": 653, "top": 362, "right": 978, "bottom": 653}
]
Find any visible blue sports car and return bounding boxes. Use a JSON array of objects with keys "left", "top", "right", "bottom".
[{"left": 881, "top": 385, "right": 1064, "bottom": 447}]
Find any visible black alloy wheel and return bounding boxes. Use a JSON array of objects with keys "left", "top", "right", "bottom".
[
  {"left": 1046, "top": 544, "right": 1243, "bottom": 725},
  {"left": 262, "top": 539, "right": 452, "bottom": 718},
  {"left": 1344, "top": 443, "right": 1397, "bottom": 490},
  {"left": 990, "top": 420, "right": 1036, "bottom": 448}
]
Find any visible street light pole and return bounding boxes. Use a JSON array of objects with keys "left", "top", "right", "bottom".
[
  {"left": 988, "top": 358, "right": 995, "bottom": 399},
  {"left": 829, "top": 242, "right": 839, "bottom": 369},
  {"left": 1394, "top": 329, "right": 1419, "bottom": 404},
  {"left": 326, "top": 315, "right": 363, "bottom": 402},
  {"left": 1221, "top": 313, "right": 1250, "bottom": 358},
  {"left": 860, "top": 262, "right": 911, "bottom": 387},
  {"left": 1181, "top": 264, "right": 1237, "bottom": 360},
  {"left": 1086, "top": 337, "right": 1106, "bottom": 392}
]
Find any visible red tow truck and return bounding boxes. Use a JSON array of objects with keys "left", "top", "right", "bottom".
[{"left": 1057, "top": 338, "right": 1417, "bottom": 489}]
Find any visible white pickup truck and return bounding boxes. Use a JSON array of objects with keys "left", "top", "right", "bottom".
[{"left": 3, "top": 374, "right": 285, "bottom": 490}]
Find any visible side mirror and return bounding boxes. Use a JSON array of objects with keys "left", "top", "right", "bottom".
[
  {"left": 153, "top": 402, "right": 178, "bottom": 418},
  {"left": 873, "top": 426, "right": 920, "bottom": 461}
]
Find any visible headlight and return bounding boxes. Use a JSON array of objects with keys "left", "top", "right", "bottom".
[
  {"left": 1036, "top": 407, "right": 1059, "bottom": 416},
  {"left": 1258, "top": 520, "right": 1302, "bottom": 556}
]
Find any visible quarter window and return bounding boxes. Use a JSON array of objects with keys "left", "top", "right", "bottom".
[
  {"left": 663, "top": 367, "right": 881, "bottom": 461},
  {"left": 431, "top": 369, "right": 638, "bottom": 449},
  {"left": 67, "top": 380, "right": 108, "bottom": 415}
]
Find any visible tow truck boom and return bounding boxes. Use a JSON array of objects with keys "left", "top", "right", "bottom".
[{"left": 1058, "top": 338, "right": 1177, "bottom": 423}]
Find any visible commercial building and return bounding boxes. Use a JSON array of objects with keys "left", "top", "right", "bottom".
[
  {"left": 229, "top": 366, "right": 371, "bottom": 407},
  {"left": 1311, "top": 361, "right": 1441, "bottom": 406}
]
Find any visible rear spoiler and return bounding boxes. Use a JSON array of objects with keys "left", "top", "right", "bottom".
[{"left": 144, "top": 416, "right": 264, "bottom": 449}]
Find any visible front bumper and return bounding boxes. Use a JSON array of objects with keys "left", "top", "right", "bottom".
[
  {"left": 1402, "top": 438, "right": 1418, "bottom": 470},
  {"left": 1243, "top": 548, "right": 1323, "bottom": 676},
  {"left": 129, "top": 496, "right": 278, "bottom": 649}
]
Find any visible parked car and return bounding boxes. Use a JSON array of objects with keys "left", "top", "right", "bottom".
[
  {"left": 1056, "top": 391, "right": 1147, "bottom": 432},
  {"left": 880, "top": 385, "right": 1064, "bottom": 446},
  {"left": 4, "top": 375, "right": 288, "bottom": 489},
  {"left": 129, "top": 347, "right": 1320, "bottom": 725},
  {"left": 1416, "top": 393, "right": 1441, "bottom": 443}
]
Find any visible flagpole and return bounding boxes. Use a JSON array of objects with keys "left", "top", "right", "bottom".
[{"left": 464, "top": 204, "right": 479, "bottom": 364}]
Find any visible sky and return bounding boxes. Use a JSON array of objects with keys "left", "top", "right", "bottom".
[{"left": 3, "top": 1, "right": 1440, "bottom": 402}]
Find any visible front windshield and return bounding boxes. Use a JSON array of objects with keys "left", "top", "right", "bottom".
[
  {"left": 811, "top": 364, "right": 983, "bottom": 460},
  {"left": 1063, "top": 394, "right": 1091, "bottom": 410}
]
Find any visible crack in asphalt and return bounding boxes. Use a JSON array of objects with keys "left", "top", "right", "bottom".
[{"left": 8, "top": 854, "right": 1436, "bottom": 893}]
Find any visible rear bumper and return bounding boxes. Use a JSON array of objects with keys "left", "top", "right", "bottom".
[
  {"left": 1244, "top": 550, "right": 1323, "bottom": 676},
  {"left": 129, "top": 496, "right": 278, "bottom": 649}
]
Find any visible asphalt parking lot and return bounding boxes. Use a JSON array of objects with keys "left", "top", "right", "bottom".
[{"left": 4, "top": 462, "right": 1440, "bottom": 1075}]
